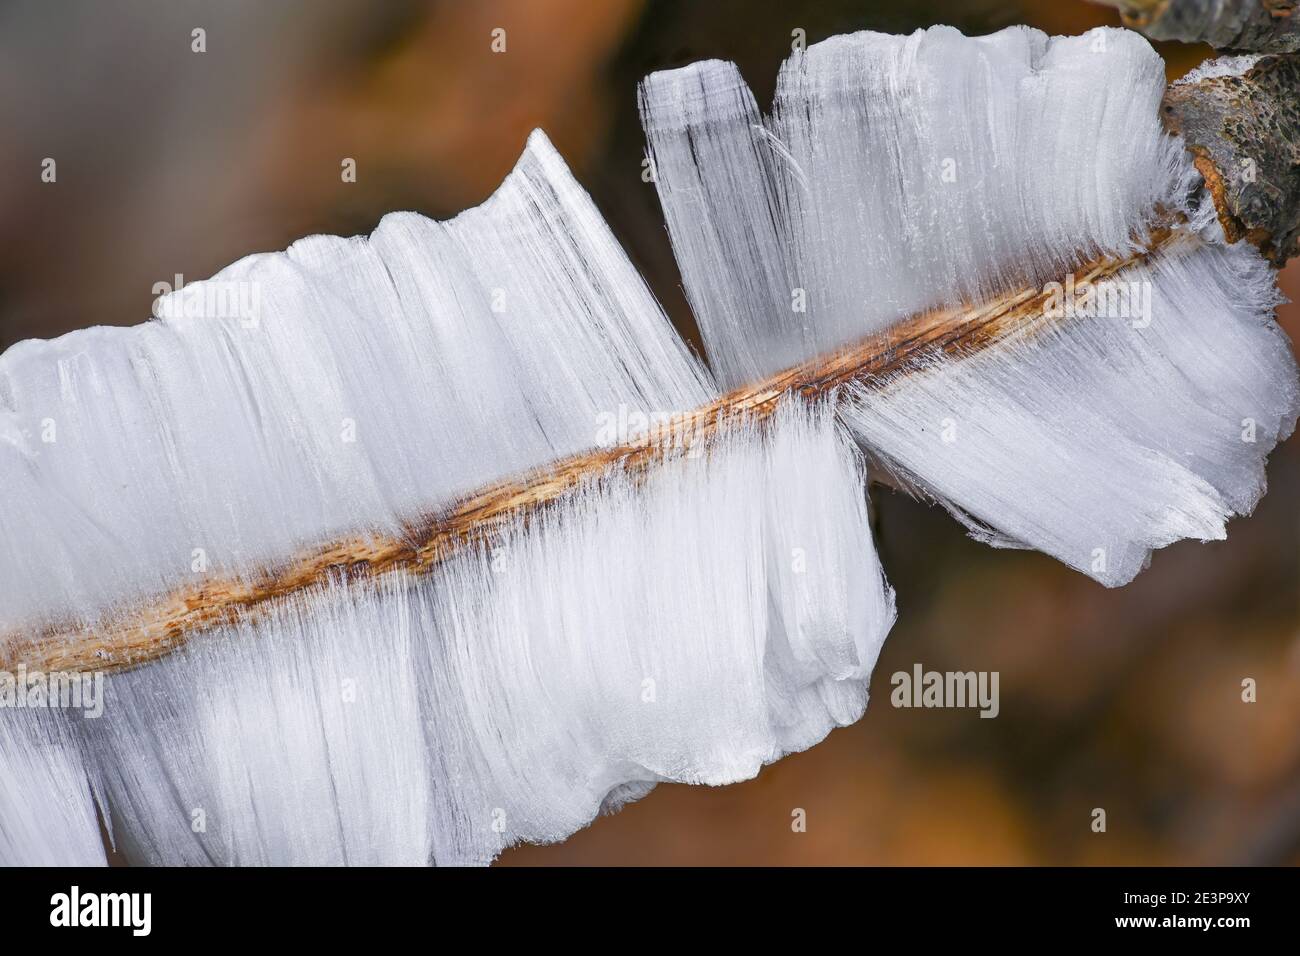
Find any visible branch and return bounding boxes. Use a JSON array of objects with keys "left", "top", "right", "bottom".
[
  {"left": 1161, "top": 52, "right": 1300, "bottom": 264},
  {"left": 0, "top": 228, "right": 1184, "bottom": 674},
  {"left": 1092, "top": 0, "right": 1300, "bottom": 52},
  {"left": 10, "top": 42, "right": 1296, "bottom": 675}
]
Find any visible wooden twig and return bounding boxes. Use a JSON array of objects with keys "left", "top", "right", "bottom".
[
  {"left": 10, "top": 49, "right": 1298, "bottom": 676},
  {"left": 0, "top": 226, "right": 1189, "bottom": 675},
  {"left": 1091, "top": 0, "right": 1300, "bottom": 53},
  {"left": 1161, "top": 52, "right": 1300, "bottom": 264}
]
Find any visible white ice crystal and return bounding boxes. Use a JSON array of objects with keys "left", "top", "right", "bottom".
[
  {"left": 640, "top": 25, "right": 1300, "bottom": 585},
  {"left": 0, "top": 133, "right": 892, "bottom": 865},
  {"left": 1, "top": 25, "right": 1296, "bottom": 866}
]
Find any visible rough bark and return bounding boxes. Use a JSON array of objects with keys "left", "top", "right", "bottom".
[
  {"left": 1094, "top": 0, "right": 1300, "bottom": 52},
  {"left": 1162, "top": 53, "right": 1300, "bottom": 264}
]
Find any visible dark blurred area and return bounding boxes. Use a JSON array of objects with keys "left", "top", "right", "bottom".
[{"left": 2, "top": 0, "right": 1297, "bottom": 865}]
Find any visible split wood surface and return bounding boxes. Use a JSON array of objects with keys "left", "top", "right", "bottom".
[{"left": 1, "top": 227, "right": 1187, "bottom": 674}]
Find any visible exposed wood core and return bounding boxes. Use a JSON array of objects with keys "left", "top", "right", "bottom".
[{"left": 0, "top": 226, "right": 1188, "bottom": 675}]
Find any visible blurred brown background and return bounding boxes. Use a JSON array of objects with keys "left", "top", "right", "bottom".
[{"left": 2, "top": 0, "right": 1296, "bottom": 865}]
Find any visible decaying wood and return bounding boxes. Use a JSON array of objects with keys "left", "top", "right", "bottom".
[
  {"left": 0, "top": 227, "right": 1188, "bottom": 675},
  {"left": 1093, "top": 0, "right": 1300, "bottom": 52},
  {"left": 1162, "top": 52, "right": 1300, "bottom": 264}
]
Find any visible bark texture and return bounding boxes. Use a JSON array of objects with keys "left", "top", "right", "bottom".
[
  {"left": 1096, "top": 0, "right": 1300, "bottom": 52},
  {"left": 1162, "top": 53, "right": 1300, "bottom": 264}
]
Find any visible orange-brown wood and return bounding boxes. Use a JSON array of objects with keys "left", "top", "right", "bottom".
[{"left": 0, "top": 227, "right": 1187, "bottom": 674}]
